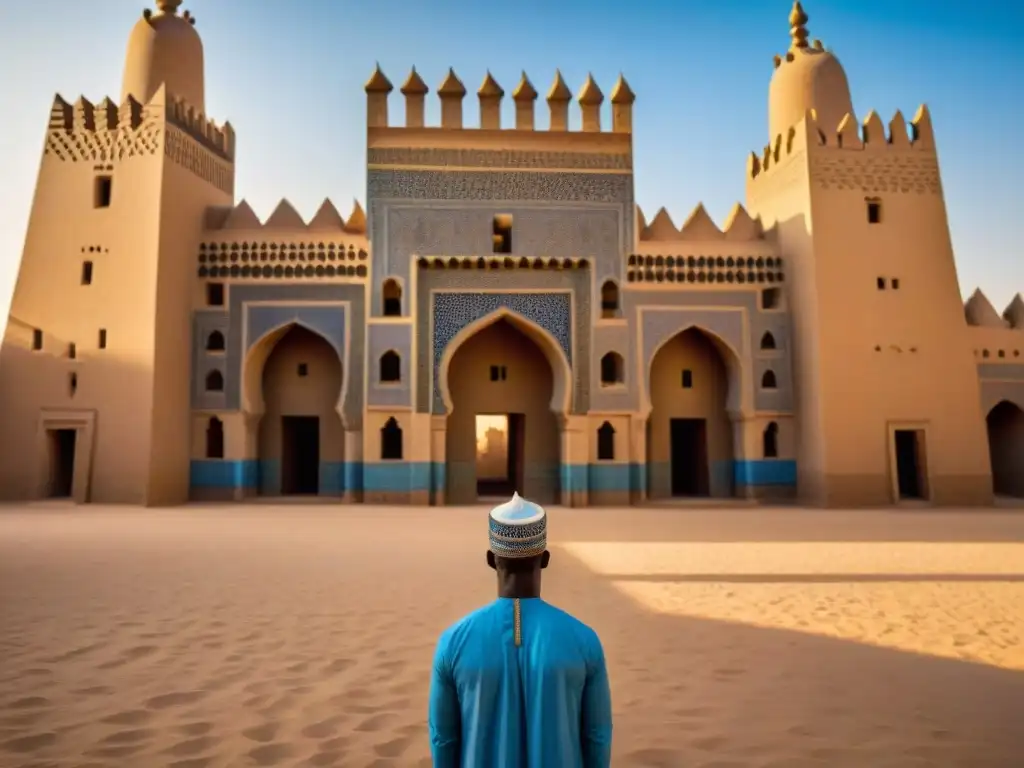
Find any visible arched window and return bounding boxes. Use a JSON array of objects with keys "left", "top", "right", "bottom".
[
  {"left": 205, "top": 370, "right": 224, "bottom": 392},
  {"left": 600, "top": 352, "right": 624, "bottom": 385},
  {"left": 379, "top": 350, "right": 401, "bottom": 383},
  {"left": 763, "top": 421, "right": 778, "bottom": 458},
  {"left": 597, "top": 421, "right": 615, "bottom": 461},
  {"left": 381, "top": 417, "right": 403, "bottom": 460},
  {"left": 760, "top": 331, "right": 776, "bottom": 350},
  {"left": 206, "top": 417, "right": 224, "bottom": 459},
  {"left": 382, "top": 279, "right": 402, "bottom": 317},
  {"left": 206, "top": 330, "right": 226, "bottom": 352},
  {"left": 761, "top": 369, "right": 777, "bottom": 389},
  {"left": 600, "top": 280, "right": 620, "bottom": 318}
]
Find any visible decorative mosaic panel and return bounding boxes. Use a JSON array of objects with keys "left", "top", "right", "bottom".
[
  {"left": 810, "top": 150, "right": 941, "bottom": 195},
  {"left": 368, "top": 169, "right": 632, "bottom": 204},
  {"left": 367, "top": 147, "right": 632, "bottom": 171}
]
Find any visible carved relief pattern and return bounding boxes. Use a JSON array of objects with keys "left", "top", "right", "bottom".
[
  {"left": 431, "top": 292, "right": 571, "bottom": 414},
  {"left": 44, "top": 122, "right": 160, "bottom": 162},
  {"left": 197, "top": 241, "right": 369, "bottom": 280},
  {"left": 811, "top": 151, "right": 940, "bottom": 195},
  {"left": 416, "top": 269, "right": 591, "bottom": 415},
  {"left": 165, "top": 127, "right": 233, "bottom": 194},
  {"left": 368, "top": 147, "right": 631, "bottom": 171},
  {"left": 368, "top": 169, "right": 631, "bottom": 204}
]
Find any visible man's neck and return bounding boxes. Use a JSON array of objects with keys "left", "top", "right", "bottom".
[{"left": 497, "top": 575, "right": 541, "bottom": 600}]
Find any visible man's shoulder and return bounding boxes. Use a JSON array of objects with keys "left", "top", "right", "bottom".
[
  {"left": 539, "top": 601, "right": 602, "bottom": 647},
  {"left": 439, "top": 601, "right": 501, "bottom": 643}
]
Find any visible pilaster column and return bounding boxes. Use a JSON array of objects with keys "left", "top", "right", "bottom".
[
  {"left": 559, "top": 414, "right": 589, "bottom": 507},
  {"left": 343, "top": 428, "right": 363, "bottom": 503},
  {"left": 628, "top": 414, "right": 648, "bottom": 504},
  {"left": 430, "top": 416, "right": 447, "bottom": 506}
]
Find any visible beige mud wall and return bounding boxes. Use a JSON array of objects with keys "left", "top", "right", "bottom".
[
  {"left": 647, "top": 329, "right": 734, "bottom": 498},
  {"left": 445, "top": 320, "right": 560, "bottom": 504},
  {"left": 257, "top": 327, "right": 344, "bottom": 494}
]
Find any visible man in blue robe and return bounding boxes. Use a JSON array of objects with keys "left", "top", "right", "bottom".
[{"left": 428, "top": 492, "right": 613, "bottom": 767}]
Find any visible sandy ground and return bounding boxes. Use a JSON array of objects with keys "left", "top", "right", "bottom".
[{"left": 1, "top": 504, "right": 1023, "bottom": 768}]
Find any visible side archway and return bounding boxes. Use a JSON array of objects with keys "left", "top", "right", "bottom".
[
  {"left": 644, "top": 326, "right": 740, "bottom": 499},
  {"left": 986, "top": 400, "right": 1024, "bottom": 498},
  {"left": 440, "top": 310, "right": 568, "bottom": 505},
  {"left": 242, "top": 323, "right": 346, "bottom": 496}
]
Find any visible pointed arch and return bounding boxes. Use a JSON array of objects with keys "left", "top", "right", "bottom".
[
  {"left": 761, "top": 369, "right": 777, "bottom": 389},
  {"left": 205, "top": 369, "right": 224, "bottom": 392},
  {"left": 600, "top": 279, "right": 620, "bottom": 318},
  {"left": 760, "top": 331, "right": 776, "bottom": 350},
  {"left": 986, "top": 400, "right": 1024, "bottom": 497},
  {"left": 597, "top": 421, "right": 616, "bottom": 461},
  {"left": 600, "top": 352, "right": 624, "bottom": 385},
  {"left": 206, "top": 330, "right": 226, "bottom": 351},
  {"left": 206, "top": 416, "right": 224, "bottom": 458},
  {"left": 437, "top": 307, "right": 572, "bottom": 416},
  {"left": 382, "top": 278, "right": 402, "bottom": 317},
  {"left": 381, "top": 417, "right": 403, "bottom": 460}
]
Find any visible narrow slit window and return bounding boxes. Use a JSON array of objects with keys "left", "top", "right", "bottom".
[
  {"left": 81, "top": 261, "right": 93, "bottom": 285},
  {"left": 681, "top": 369, "right": 693, "bottom": 389},
  {"left": 206, "top": 283, "right": 225, "bottom": 307},
  {"left": 297, "top": 363, "right": 308, "bottom": 377},
  {"left": 98, "top": 328, "right": 107, "bottom": 349},
  {"left": 32, "top": 329, "right": 43, "bottom": 351},
  {"left": 891, "top": 278, "right": 900, "bottom": 290},
  {"left": 67, "top": 343, "right": 76, "bottom": 360},
  {"left": 877, "top": 276, "right": 886, "bottom": 290},
  {"left": 866, "top": 199, "right": 882, "bottom": 224},
  {"left": 94, "top": 175, "right": 112, "bottom": 208}
]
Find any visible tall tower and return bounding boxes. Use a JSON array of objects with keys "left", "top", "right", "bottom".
[
  {"left": 0, "top": 0, "right": 235, "bottom": 504},
  {"left": 746, "top": 2, "right": 992, "bottom": 506}
]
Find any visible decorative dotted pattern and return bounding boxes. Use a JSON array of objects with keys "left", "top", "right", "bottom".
[
  {"left": 626, "top": 255, "right": 785, "bottom": 285},
  {"left": 165, "top": 128, "right": 233, "bottom": 194},
  {"left": 368, "top": 147, "right": 631, "bottom": 171},
  {"left": 45, "top": 123, "right": 159, "bottom": 162},
  {"left": 368, "top": 169, "right": 630, "bottom": 204},
  {"left": 811, "top": 151, "right": 940, "bottom": 195},
  {"left": 431, "top": 292, "right": 572, "bottom": 414}
]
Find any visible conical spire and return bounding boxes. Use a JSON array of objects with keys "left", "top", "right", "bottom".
[
  {"left": 438, "top": 68, "right": 466, "bottom": 97},
  {"left": 610, "top": 74, "right": 635, "bottom": 105},
  {"left": 364, "top": 63, "right": 393, "bottom": 93},
  {"left": 400, "top": 67, "right": 428, "bottom": 95},
  {"left": 789, "top": 1, "right": 810, "bottom": 49},
  {"left": 478, "top": 71, "right": 504, "bottom": 98},
  {"left": 547, "top": 71, "right": 571, "bottom": 102},
  {"left": 577, "top": 73, "right": 603, "bottom": 106},
  {"left": 513, "top": 72, "right": 537, "bottom": 101}
]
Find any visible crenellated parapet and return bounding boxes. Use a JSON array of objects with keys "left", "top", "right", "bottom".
[
  {"left": 44, "top": 85, "right": 234, "bottom": 193},
  {"left": 204, "top": 198, "right": 367, "bottom": 237},
  {"left": 964, "top": 289, "right": 1024, "bottom": 363},
  {"left": 638, "top": 202, "right": 766, "bottom": 243},
  {"left": 964, "top": 289, "right": 1024, "bottom": 330},
  {"left": 747, "top": 106, "right": 940, "bottom": 197},
  {"left": 364, "top": 65, "right": 634, "bottom": 133}
]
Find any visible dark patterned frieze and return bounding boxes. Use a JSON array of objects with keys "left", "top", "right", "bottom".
[
  {"left": 367, "top": 147, "right": 632, "bottom": 171},
  {"left": 368, "top": 169, "right": 632, "bottom": 205}
]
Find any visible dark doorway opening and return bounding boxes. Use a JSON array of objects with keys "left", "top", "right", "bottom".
[
  {"left": 48, "top": 428, "right": 77, "bottom": 498},
  {"left": 281, "top": 416, "right": 320, "bottom": 495},
  {"left": 476, "top": 413, "right": 525, "bottom": 498},
  {"left": 894, "top": 429, "right": 926, "bottom": 500},
  {"left": 670, "top": 418, "right": 709, "bottom": 496}
]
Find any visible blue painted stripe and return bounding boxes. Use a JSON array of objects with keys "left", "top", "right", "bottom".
[
  {"left": 362, "top": 462, "right": 435, "bottom": 492},
  {"left": 734, "top": 459, "right": 797, "bottom": 487},
  {"left": 190, "top": 459, "right": 259, "bottom": 489},
  {"left": 587, "top": 463, "right": 634, "bottom": 492}
]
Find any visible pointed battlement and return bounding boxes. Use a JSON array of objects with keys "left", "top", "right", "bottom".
[
  {"left": 748, "top": 105, "right": 936, "bottom": 183},
  {"left": 365, "top": 66, "right": 634, "bottom": 133},
  {"left": 964, "top": 289, "right": 1024, "bottom": 330},
  {"left": 639, "top": 203, "right": 765, "bottom": 242},
  {"left": 44, "top": 86, "right": 234, "bottom": 163},
  {"left": 207, "top": 198, "right": 367, "bottom": 235}
]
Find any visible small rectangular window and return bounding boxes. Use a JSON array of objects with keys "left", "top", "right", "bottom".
[
  {"left": 500, "top": 366, "right": 507, "bottom": 381},
  {"left": 68, "top": 343, "right": 76, "bottom": 360},
  {"left": 877, "top": 277, "right": 886, "bottom": 290},
  {"left": 98, "top": 329, "right": 107, "bottom": 349},
  {"left": 762, "top": 287, "right": 781, "bottom": 310},
  {"left": 682, "top": 369, "right": 693, "bottom": 389},
  {"left": 866, "top": 200, "right": 882, "bottom": 224},
  {"left": 94, "top": 176, "right": 112, "bottom": 208},
  {"left": 81, "top": 261, "right": 93, "bottom": 285},
  {"left": 891, "top": 278, "right": 900, "bottom": 290},
  {"left": 206, "top": 282, "right": 225, "bottom": 306},
  {"left": 490, "top": 365, "right": 500, "bottom": 382},
  {"left": 297, "top": 363, "right": 308, "bottom": 377},
  {"left": 492, "top": 215, "right": 513, "bottom": 254},
  {"left": 32, "top": 329, "right": 43, "bottom": 351}
]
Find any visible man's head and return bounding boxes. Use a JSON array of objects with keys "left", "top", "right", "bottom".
[{"left": 486, "top": 493, "right": 550, "bottom": 592}]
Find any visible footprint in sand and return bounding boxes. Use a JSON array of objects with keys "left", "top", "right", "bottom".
[
  {"left": 101, "top": 710, "right": 152, "bottom": 726},
  {"left": 146, "top": 691, "right": 206, "bottom": 710},
  {"left": 373, "top": 735, "right": 413, "bottom": 758},
  {"left": 242, "top": 723, "right": 279, "bottom": 743},
  {"left": 1, "top": 732, "right": 58, "bottom": 753},
  {"left": 248, "top": 742, "right": 295, "bottom": 766}
]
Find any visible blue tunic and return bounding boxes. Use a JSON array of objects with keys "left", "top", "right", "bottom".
[{"left": 428, "top": 597, "right": 612, "bottom": 767}]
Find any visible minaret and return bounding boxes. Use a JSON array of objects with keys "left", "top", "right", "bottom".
[
  {"left": 577, "top": 74, "right": 603, "bottom": 132},
  {"left": 512, "top": 72, "right": 538, "bottom": 130},
  {"left": 478, "top": 72, "right": 504, "bottom": 130},
  {"left": 121, "top": 0, "right": 204, "bottom": 109},
  {"left": 401, "top": 68, "right": 428, "bottom": 128},
  {"left": 438, "top": 68, "right": 466, "bottom": 129},
  {"left": 547, "top": 71, "right": 571, "bottom": 131},
  {"left": 610, "top": 74, "right": 635, "bottom": 133},
  {"left": 364, "top": 64, "right": 393, "bottom": 128}
]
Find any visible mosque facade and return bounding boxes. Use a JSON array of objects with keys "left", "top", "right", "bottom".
[{"left": 1, "top": 0, "right": 1022, "bottom": 507}]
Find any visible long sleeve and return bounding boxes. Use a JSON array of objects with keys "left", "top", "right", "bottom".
[
  {"left": 428, "top": 635, "right": 461, "bottom": 767},
  {"left": 580, "top": 637, "right": 613, "bottom": 768}
]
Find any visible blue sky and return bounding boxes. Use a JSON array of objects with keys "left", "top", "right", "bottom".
[{"left": 1, "top": 0, "right": 1022, "bottom": 317}]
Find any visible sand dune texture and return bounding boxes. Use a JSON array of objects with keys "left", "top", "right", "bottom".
[{"left": 1, "top": 505, "right": 1023, "bottom": 767}]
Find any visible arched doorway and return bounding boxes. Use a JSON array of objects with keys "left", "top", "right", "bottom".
[
  {"left": 646, "top": 327, "right": 737, "bottom": 499},
  {"left": 256, "top": 325, "right": 344, "bottom": 496},
  {"left": 443, "top": 317, "right": 564, "bottom": 505},
  {"left": 986, "top": 400, "right": 1024, "bottom": 498}
]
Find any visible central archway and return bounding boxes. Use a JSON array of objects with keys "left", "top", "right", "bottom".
[
  {"left": 646, "top": 327, "right": 738, "bottom": 499},
  {"left": 443, "top": 315, "right": 565, "bottom": 505},
  {"left": 986, "top": 400, "right": 1024, "bottom": 498},
  {"left": 252, "top": 325, "right": 344, "bottom": 496}
]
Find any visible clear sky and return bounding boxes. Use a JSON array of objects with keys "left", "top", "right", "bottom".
[{"left": 1, "top": 0, "right": 1022, "bottom": 319}]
